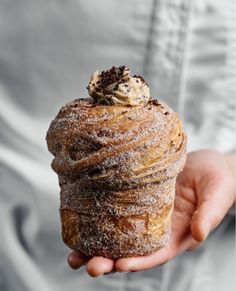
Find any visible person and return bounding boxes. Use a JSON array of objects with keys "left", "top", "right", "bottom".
[{"left": 0, "top": 1, "right": 235, "bottom": 291}]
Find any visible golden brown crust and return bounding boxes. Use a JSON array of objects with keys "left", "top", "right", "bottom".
[
  {"left": 60, "top": 179, "right": 175, "bottom": 258},
  {"left": 46, "top": 98, "right": 187, "bottom": 258}
]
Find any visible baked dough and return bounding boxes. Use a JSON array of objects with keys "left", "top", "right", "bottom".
[{"left": 46, "top": 97, "right": 187, "bottom": 258}]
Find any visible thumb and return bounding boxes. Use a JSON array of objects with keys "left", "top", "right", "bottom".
[{"left": 191, "top": 175, "right": 234, "bottom": 242}]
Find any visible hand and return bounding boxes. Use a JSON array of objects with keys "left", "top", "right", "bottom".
[{"left": 67, "top": 150, "right": 235, "bottom": 277}]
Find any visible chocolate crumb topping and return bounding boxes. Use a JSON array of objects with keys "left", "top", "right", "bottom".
[
  {"left": 87, "top": 66, "right": 150, "bottom": 106},
  {"left": 149, "top": 99, "right": 160, "bottom": 106}
]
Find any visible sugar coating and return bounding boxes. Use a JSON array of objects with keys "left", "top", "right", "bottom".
[{"left": 46, "top": 98, "right": 187, "bottom": 258}]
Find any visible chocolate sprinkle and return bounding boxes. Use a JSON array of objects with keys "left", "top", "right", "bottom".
[
  {"left": 133, "top": 75, "right": 147, "bottom": 85},
  {"left": 149, "top": 99, "right": 160, "bottom": 106},
  {"left": 99, "top": 66, "right": 129, "bottom": 91}
]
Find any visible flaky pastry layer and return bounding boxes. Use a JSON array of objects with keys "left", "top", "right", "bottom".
[{"left": 46, "top": 98, "right": 187, "bottom": 258}]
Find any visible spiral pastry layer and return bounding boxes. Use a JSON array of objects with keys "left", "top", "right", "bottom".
[{"left": 46, "top": 98, "right": 187, "bottom": 258}]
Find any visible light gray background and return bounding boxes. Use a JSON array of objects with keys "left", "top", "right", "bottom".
[{"left": 0, "top": 0, "right": 235, "bottom": 290}]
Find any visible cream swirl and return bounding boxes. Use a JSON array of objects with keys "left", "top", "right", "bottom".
[{"left": 87, "top": 66, "right": 150, "bottom": 106}]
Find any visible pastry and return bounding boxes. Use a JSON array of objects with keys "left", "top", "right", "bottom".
[{"left": 46, "top": 66, "right": 187, "bottom": 258}]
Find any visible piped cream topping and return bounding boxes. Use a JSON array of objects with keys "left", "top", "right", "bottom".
[{"left": 87, "top": 66, "right": 150, "bottom": 106}]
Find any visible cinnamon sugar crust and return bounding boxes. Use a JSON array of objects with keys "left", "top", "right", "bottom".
[{"left": 46, "top": 98, "right": 187, "bottom": 258}]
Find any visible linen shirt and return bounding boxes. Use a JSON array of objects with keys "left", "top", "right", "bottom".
[{"left": 0, "top": 0, "right": 235, "bottom": 290}]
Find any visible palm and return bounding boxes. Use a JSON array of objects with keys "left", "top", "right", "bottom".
[
  {"left": 112, "top": 160, "right": 200, "bottom": 272},
  {"left": 169, "top": 170, "right": 198, "bottom": 254},
  {"left": 68, "top": 157, "right": 199, "bottom": 275},
  {"left": 68, "top": 150, "right": 234, "bottom": 276}
]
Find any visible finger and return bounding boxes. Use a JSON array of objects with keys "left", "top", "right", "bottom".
[
  {"left": 86, "top": 257, "right": 115, "bottom": 277},
  {"left": 191, "top": 175, "right": 234, "bottom": 242},
  {"left": 115, "top": 246, "right": 170, "bottom": 272},
  {"left": 67, "top": 251, "right": 89, "bottom": 269},
  {"left": 115, "top": 233, "right": 194, "bottom": 273}
]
